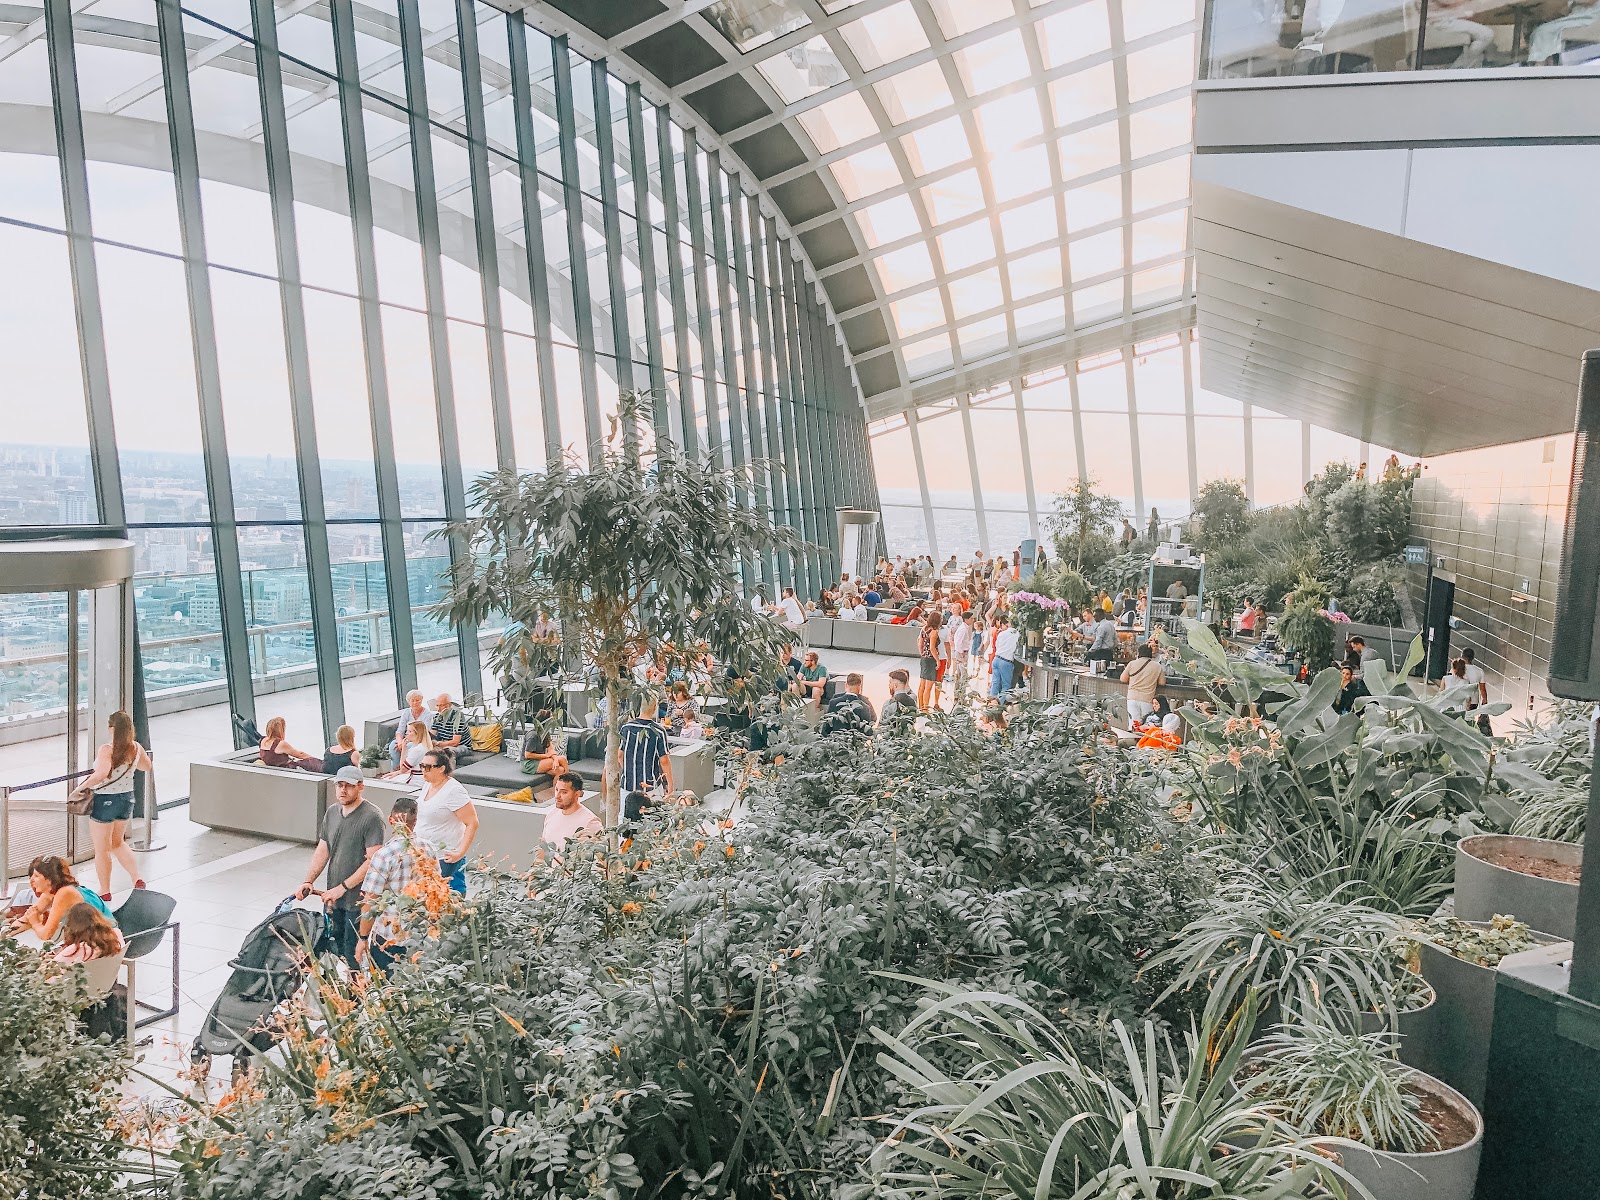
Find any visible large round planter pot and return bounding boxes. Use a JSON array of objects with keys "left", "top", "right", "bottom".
[
  {"left": 1454, "top": 834, "right": 1581, "bottom": 940},
  {"left": 1412, "top": 923, "right": 1557, "bottom": 1108},
  {"left": 1358, "top": 980, "right": 1436, "bottom": 1054},
  {"left": 1329, "top": 1071, "right": 1483, "bottom": 1200}
]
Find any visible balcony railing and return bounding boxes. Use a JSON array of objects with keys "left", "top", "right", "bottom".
[{"left": 1203, "top": 0, "right": 1600, "bottom": 80}]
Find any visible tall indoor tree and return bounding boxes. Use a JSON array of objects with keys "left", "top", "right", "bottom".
[{"left": 434, "top": 394, "right": 806, "bottom": 830}]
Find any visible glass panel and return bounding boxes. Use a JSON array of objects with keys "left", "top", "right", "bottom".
[
  {"left": 954, "top": 29, "right": 1028, "bottom": 97},
  {"left": 703, "top": 0, "right": 810, "bottom": 51},
  {"left": 132, "top": 527, "right": 226, "bottom": 702},
  {"left": 210, "top": 269, "right": 302, "bottom": 519},
  {"left": 1254, "top": 417, "right": 1305, "bottom": 505},
  {"left": 403, "top": 520, "right": 455, "bottom": 649},
  {"left": 830, "top": 142, "right": 902, "bottom": 202},
  {"left": 1050, "top": 62, "right": 1118, "bottom": 125},
  {"left": 96, "top": 246, "right": 209, "bottom": 522},
  {"left": 381, "top": 305, "right": 447, "bottom": 516},
  {"left": 1194, "top": 416, "right": 1247, "bottom": 482},
  {"left": 910, "top": 407, "right": 975, "bottom": 519},
  {"left": 901, "top": 115, "right": 970, "bottom": 175},
  {"left": 447, "top": 319, "right": 500, "bottom": 489},
  {"left": 1128, "top": 98, "right": 1191, "bottom": 158},
  {"left": 1138, "top": 414, "right": 1190, "bottom": 514},
  {"left": 1021, "top": 378, "right": 1081, "bottom": 499},
  {"left": 328, "top": 527, "right": 393, "bottom": 675},
  {"left": 1126, "top": 34, "right": 1195, "bottom": 103},
  {"left": 927, "top": 0, "right": 1013, "bottom": 39},
  {"left": 991, "top": 143, "right": 1051, "bottom": 203},
  {"left": 240, "top": 557, "right": 318, "bottom": 686},
  {"left": 874, "top": 62, "right": 950, "bottom": 127},
  {"left": 1066, "top": 176, "right": 1123, "bottom": 232},
  {"left": 922, "top": 168, "right": 985, "bottom": 223},
  {"left": 839, "top": 1, "right": 928, "bottom": 70},
  {"left": 1131, "top": 154, "right": 1191, "bottom": 212},
  {"left": 1038, "top": 2, "right": 1112, "bottom": 66},
  {"left": 0, "top": 225, "right": 95, "bottom": 524},
  {"left": 755, "top": 35, "right": 841, "bottom": 103},
  {"left": 1059, "top": 120, "right": 1122, "bottom": 179},
  {"left": 796, "top": 89, "right": 878, "bottom": 153},
  {"left": 304, "top": 289, "right": 379, "bottom": 518},
  {"left": 0, "top": 43, "right": 64, "bottom": 227},
  {"left": 999, "top": 195, "right": 1057, "bottom": 252},
  {"left": 968, "top": 403, "right": 1027, "bottom": 526},
  {"left": 974, "top": 91, "right": 1043, "bottom": 154},
  {"left": 504, "top": 330, "right": 546, "bottom": 473}
]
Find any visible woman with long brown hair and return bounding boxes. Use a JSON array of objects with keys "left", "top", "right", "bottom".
[
  {"left": 50, "top": 901, "right": 123, "bottom": 965},
  {"left": 5, "top": 855, "right": 114, "bottom": 942},
  {"left": 79, "top": 709, "right": 151, "bottom": 900}
]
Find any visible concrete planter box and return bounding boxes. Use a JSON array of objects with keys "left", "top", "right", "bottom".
[
  {"left": 1358, "top": 979, "right": 1437, "bottom": 1062},
  {"left": 188, "top": 750, "right": 329, "bottom": 843},
  {"left": 1413, "top": 927, "right": 1561, "bottom": 1108},
  {"left": 1454, "top": 834, "right": 1581, "bottom": 940},
  {"left": 1330, "top": 1072, "right": 1482, "bottom": 1200}
]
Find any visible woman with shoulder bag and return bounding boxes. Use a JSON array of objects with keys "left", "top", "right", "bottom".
[{"left": 76, "top": 710, "right": 151, "bottom": 901}]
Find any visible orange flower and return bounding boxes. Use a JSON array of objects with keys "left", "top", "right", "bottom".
[
  {"left": 693, "top": 840, "right": 706, "bottom": 856},
  {"left": 724, "top": 845, "right": 736, "bottom": 859},
  {"left": 621, "top": 901, "right": 642, "bottom": 915}
]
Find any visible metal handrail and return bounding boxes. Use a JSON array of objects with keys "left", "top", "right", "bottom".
[{"left": 2, "top": 758, "right": 161, "bottom": 883}]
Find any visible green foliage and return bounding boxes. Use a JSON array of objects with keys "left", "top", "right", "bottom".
[
  {"left": 434, "top": 391, "right": 804, "bottom": 825},
  {"left": 1277, "top": 587, "right": 1337, "bottom": 671},
  {"left": 358, "top": 743, "right": 385, "bottom": 771},
  {"left": 1241, "top": 1024, "right": 1436, "bottom": 1153},
  {"left": 1511, "top": 788, "right": 1588, "bottom": 842},
  {"left": 1343, "top": 563, "right": 1404, "bottom": 627},
  {"left": 1192, "top": 478, "right": 1252, "bottom": 551},
  {"left": 1419, "top": 914, "right": 1538, "bottom": 968},
  {"left": 0, "top": 941, "right": 135, "bottom": 1200},
  {"left": 1501, "top": 700, "right": 1594, "bottom": 840},
  {"left": 1146, "top": 875, "right": 1411, "bottom": 1032},
  {"left": 1044, "top": 477, "right": 1125, "bottom": 579},
  {"left": 868, "top": 988, "right": 1357, "bottom": 1200},
  {"left": 1029, "top": 561, "right": 1090, "bottom": 609},
  {"left": 175, "top": 702, "right": 1207, "bottom": 1199}
]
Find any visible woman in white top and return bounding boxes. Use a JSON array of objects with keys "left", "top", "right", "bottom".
[
  {"left": 383, "top": 721, "right": 433, "bottom": 780},
  {"left": 78, "top": 710, "right": 152, "bottom": 900},
  {"left": 413, "top": 750, "right": 478, "bottom": 895}
]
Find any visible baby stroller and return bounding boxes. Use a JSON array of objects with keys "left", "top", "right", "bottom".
[{"left": 190, "top": 897, "right": 330, "bottom": 1080}]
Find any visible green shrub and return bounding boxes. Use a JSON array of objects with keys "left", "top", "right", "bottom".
[{"left": 0, "top": 941, "right": 132, "bottom": 1200}]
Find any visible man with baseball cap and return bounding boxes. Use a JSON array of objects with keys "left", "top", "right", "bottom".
[{"left": 295, "top": 766, "right": 387, "bottom": 966}]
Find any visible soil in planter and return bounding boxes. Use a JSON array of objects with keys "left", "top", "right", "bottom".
[
  {"left": 1475, "top": 845, "right": 1581, "bottom": 884},
  {"left": 1411, "top": 1082, "right": 1477, "bottom": 1153}
]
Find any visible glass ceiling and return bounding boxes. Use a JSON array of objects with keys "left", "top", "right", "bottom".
[{"left": 697, "top": 0, "right": 1198, "bottom": 405}]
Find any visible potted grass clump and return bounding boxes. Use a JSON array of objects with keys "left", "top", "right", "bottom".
[
  {"left": 1408, "top": 914, "right": 1554, "bottom": 1107},
  {"left": 1358, "top": 959, "right": 1436, "bottom": 1048},
  {"left": 1238, "top": 1021, "right": 1482, "bottom": 1200},
  {"left": 1453, "top": 833, "right": 1581, "bottom": 940},
  {"left": 1147, "top": 876, "right": 1411, "bottom": 1036}
]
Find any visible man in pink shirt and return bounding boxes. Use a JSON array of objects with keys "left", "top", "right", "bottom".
[{"left": 541, "top": 771, "right": 601, "bottom": 848}]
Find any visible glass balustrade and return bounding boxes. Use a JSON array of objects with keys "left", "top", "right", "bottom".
[{"left": 1204, "top": 0, "right": 1600, "bottom": 78}]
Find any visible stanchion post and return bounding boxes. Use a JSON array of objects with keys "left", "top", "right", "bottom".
[
  {"left": 0, "top": 785, "right": 9, "bottom": 891},
  {"left": 130, "top": 753, "right": 166, "bottom": 854}
]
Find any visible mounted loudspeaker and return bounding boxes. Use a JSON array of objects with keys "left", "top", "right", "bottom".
[{"left": 1549, "top": 348, "right": 1600, "bottom": 700}]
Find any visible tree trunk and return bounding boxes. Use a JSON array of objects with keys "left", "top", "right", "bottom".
[{"left": 603, "top": 677, "right": 622, "bottom": 849}]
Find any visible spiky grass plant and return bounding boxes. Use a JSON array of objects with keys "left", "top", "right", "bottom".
[
  {"left": 1146, "top": 875, "right": 1408, "bottom": 1031},
  {"left": 1240, "top": 1022, "right": 1437, "bottom": 1154},
  {"left": 867, "top": 983, "right": 1362, "bottom": 1199}
]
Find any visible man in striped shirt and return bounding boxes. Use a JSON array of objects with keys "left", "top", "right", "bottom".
[
  {"left": 619, "top": 695, "right": 673, "bottom": 796},
  {"left": 429, "top": 693, "right": 468, "bottom": 752}
]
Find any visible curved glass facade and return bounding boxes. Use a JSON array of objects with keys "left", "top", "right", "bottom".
[{"left": 0, "top": 0, "right": 877, "bottom": 738}]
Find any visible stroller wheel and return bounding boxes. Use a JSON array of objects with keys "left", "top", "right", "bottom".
[{"left": 230, "top": 1054, "right": 251, "bottom": 1084}]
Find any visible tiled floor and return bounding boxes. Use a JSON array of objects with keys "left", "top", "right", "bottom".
[{"left": 8, "top": 644, "right": 988, "bottom": 1101}]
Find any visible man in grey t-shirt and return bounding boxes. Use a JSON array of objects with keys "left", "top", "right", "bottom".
[{"left": 296, "top": 767, "right": 387, "bottom": 966}]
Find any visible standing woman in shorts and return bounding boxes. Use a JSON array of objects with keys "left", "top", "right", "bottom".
[
  {"left": 80, "top": 710, "right": 151, "bottom": 901},
  {"left": 916, "top": 613, "right": 941, "bottom": 713}
]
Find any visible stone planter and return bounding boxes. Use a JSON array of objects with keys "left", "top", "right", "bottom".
[
  {"left": 1454, "top": 834, "right": 1581, "bottom": 940},
  {"left": 1328, "top": 1072, "right": 1483, "bottom": 1200},
  {"left": 1358, "top": 979, "right": 1437, "bottom": 1057},
  {"left": 1412, "top": 924, "right": 1559, "bottom": 1108}
]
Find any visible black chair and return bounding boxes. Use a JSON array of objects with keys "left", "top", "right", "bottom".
[{"left": 113, "top": 889, "right": 180, "bottom": 1044}]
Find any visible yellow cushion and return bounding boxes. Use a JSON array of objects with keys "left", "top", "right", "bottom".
[{"left": 497, "top": 786, "right": 534, "bottom": 804}]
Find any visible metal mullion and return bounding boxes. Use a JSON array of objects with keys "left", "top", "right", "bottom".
[
  {"left": 799, "top": 286, "right": 840, "bottom": 582},
  {"left": 656, "top": 108, "right": 697, "bottom": 454},
  {"left": 749, "top": 202, "right": 793, "bottom": 586},
  {"left": 625, "top": 86, "right": 669, "bottom": 440},
  {"left": 1012, "top": 377, "right": 1039, "bottom": 541},
  {"left": 1067, "top": 360, "right": 1089, "bottom": 483},
  {"left": 44, "top": 0, "right": 123, "bottom": 527},
  {"left": 1243, "top": 401, "right": 1256, "bottom": 504},
  {"left": 705, "top": 157, "right": 749, "bottom": 497},
  {"left": 958, "top": 395, "right": 989, "bottom": 554},
  {"left": 505, "top": 14, "right": 562, "bottom": 464},
  {"left": 588, "top": 58, "right": 637, "bottom": 457},
  {"left": 728, "top": 182, "right": 774, "bottom": 591},
  {"left": 760, "top": 212, "right": 802, "bottom": 585},
  {"left": 155, "top": 0, "right": 254, "bottom": 731},
  {"left": 905, "top": 408, "right": 940, "bottom": 566},
  {"left": 550, "top": 39, "right": 603, "bottom": 463},
  {"left": 251, "top": 0, "right": 343, "bottom": 741},
  {"left": 1124, "top": 350, "right": 1145, "bottom": 521},
  {"left": 1181, "top": 326, "right": 1199, "bottom": 507},
  {"left": 455, "top": 0, "right": 514, "bottom": 472},
  {"left": 329, "top": 0, "right": 415, "bottom": 702},
  {"left": 781, "top": 252, "right": 821, "bottom": 595},
  {"left": 681, "top": 130, "right": 724, "bottom": 467},
  {"left": 397, "top": 0, "right": 479, "bottom": 695}
]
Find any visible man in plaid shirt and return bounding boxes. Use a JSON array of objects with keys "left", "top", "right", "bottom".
[{"left": 356, "top": 794, "right": 420, "bottom": 974}]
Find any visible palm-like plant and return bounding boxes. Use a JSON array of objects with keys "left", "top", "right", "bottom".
[
  {"left": 868, "top": 984, "right": 1362, "bottom": 1199},
  {"left": 1146, "top": 875, "right": 1408, "bottom": 1031},
  {"left": 1240, "top": 1022, "right": 1436, "bottom": 1154}
]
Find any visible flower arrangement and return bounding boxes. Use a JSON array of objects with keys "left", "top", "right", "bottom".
[{"left": 1007, "top": 591, "right": 1070, "bottom": 633}]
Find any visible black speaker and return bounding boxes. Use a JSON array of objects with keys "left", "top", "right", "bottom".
[{"left": 1549, "top": 348, "right": 1600, "bottom": 701}]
